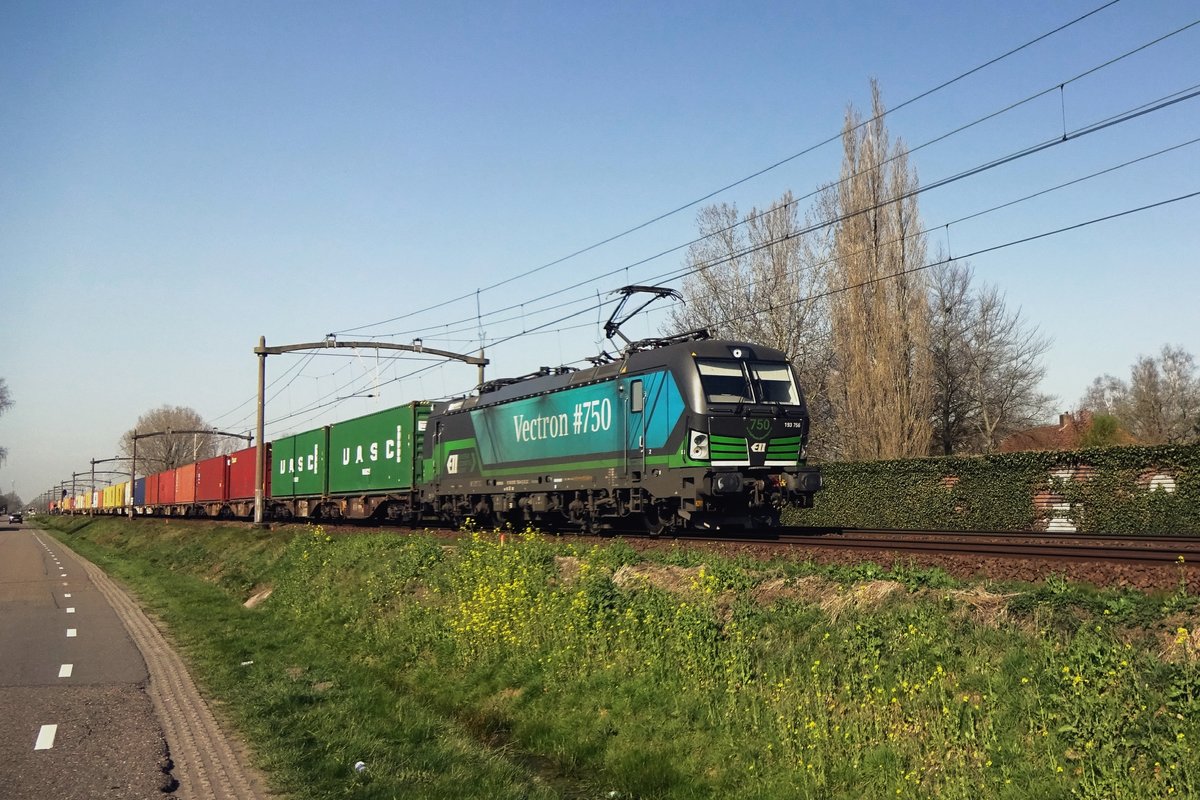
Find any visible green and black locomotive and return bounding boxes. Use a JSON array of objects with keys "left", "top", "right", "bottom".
[{"left": 420, "top": 333, "right": 820, "bottom": 532}]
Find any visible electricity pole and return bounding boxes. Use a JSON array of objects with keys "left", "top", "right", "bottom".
[{"left": 252, "top": 335, "right": 488, "bottom": 526}]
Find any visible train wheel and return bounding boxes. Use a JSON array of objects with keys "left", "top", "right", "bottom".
[{"left": 644, "top": 506, "right": 673, "bottom": 537}]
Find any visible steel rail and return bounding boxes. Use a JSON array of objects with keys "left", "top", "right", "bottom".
[
  {"left": 800, "top": 527, "right": 1200, "bottom": 547},
  {"left": 670, "top": 529, "right": 1200, "bottom": 565}
]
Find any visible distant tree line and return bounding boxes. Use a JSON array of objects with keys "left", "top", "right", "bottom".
[
  {"left": 0, "top": 377, "right": 16, "bottom": 511},
  {"left": 1080, "top": 345, "right": 1200, "bottom": 446},
  {"left": 0, "top": 377, "right": 11, "bottom": 466},
  {"left": 0, "top": 491, "right": 24, "bottom": 514}
]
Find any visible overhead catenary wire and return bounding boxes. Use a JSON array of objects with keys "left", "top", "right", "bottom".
[
  {"left": 632, "top": 99, "right": 1200, "bottom": 296},
  {"left": 375, "top": 85, "right": 1200, "bottom": 350},
  {"left": 330, "top": 0, "right": 1126, "bottom": 338},
  {"left": 606, "top": 133, "right": 1200, "bottom": 325},
  {"left": 355, "top": 18, "right": 1200, "bottom": 346},
  {"left": 265, "top": 360, "right": 447, "bottom": 433},
  {"left": 434, "top": 188, "right": 1199, "bottom": 402},
  {"left": 209, "top": 347, "right": 319, "bottom": 425},
  {"left": 710, "top": 189, "right": 1200, "bottom": 334}
]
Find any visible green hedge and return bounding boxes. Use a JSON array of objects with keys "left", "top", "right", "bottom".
[{"left": 787, "top": 444, "right": 1200, "bottom": 534}]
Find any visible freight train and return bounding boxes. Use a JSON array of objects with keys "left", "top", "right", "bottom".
[{"left": 62, "top": 294, "right": 821, "bottom": 532}]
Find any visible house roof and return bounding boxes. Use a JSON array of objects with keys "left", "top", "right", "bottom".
[{"left": 997, "top": 411, "right": 1091, "bottom": 453}]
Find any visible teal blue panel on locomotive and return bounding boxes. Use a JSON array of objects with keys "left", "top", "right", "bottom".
[
  {"left": 273, "top": 427, "right": 328, "bottom": 496},
  {"left": 327, "top": 403, "right": 428, "bottom": 493},
  {"left": 471, "top": 370, "right": 682, "bottom": 465}
]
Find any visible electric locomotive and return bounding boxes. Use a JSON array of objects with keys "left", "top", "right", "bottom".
[{"left": 421, "top": 327, "right": 820, "bottom": 533}]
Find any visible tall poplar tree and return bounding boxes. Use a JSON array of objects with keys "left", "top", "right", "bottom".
[{"left": 825, "top": 80, "right": 932, "bottom": 459}]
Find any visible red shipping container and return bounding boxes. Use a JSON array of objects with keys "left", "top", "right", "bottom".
[
  {"left": 196, "top": 454, "right": 228, "bottom": 502},
  {"left": 175, "top": 463, "right": 197, "bottom": 503},
  {"left": 158, "top": 470, "right": 176, "bottom": 505},
  {"left": 227, "top": 444, "right": 269, "bottom": 500},
  {"left": 146, "top": 472, "right": 160, "bottom": 505}
]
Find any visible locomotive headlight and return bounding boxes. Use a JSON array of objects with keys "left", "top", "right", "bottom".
[{"left": 689, "top": 431, "right": 709, "bottom": 460}]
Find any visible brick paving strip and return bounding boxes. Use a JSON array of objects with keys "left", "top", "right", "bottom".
[{"left": 70, "top": 548, "right": 270, "bottom": 800}]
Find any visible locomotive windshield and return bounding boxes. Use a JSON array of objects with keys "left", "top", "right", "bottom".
[
  {"left": 695, "top": 359, "right": 802, "bottom": 405},
  {"left": 696, "top": 360, "right": 753, "bottom": 403},
  {"left": 750, "top": 362, "right": 802, "bottom": 404}
]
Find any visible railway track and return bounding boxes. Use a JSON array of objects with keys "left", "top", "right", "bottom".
[{"left": 672, "top": 528, "right": 1200, "bottom": 566}]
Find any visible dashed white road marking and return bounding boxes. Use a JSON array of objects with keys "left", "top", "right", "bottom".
[
  {"left": 66, "top": 629, "right": 77, "bottom": 638},
  {"left": 58, "top": 664, "right": 73, "bottom": 678},
  {"left": 34, "top": 724, "right": 57, "bottom": 750}
]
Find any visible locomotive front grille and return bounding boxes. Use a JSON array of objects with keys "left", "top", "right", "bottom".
[
  {"left": 764, "top": 435, "right": 803, "bottom": 466},
  {"left": 709, "top": 434, "right": 749, "bottom": 466}
]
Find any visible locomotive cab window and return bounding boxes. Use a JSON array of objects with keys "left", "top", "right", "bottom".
[
  {"left": 696, "top": 360, "right": 753, "bottom": 403},
  {"left": 750, "top": 362, "right": 801, "bottom": 405},
  {"left": 696, "top": 359, "right": 802, "bottom": 405}
]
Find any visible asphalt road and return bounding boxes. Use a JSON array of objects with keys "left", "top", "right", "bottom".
[{"left": 0, "top": 520, "right": 267, "bottom": 799}]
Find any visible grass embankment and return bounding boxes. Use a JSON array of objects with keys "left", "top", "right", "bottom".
[{"left": 41, "top": 516, "right": 1200, "bottom": 799}]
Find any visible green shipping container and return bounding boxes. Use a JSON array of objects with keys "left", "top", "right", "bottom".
[
  {"left": 271, "top": 427, "right": 328, "bottom": 497},
  {"left": 327, "top": 402, "right": 430, "bottom": 494}
]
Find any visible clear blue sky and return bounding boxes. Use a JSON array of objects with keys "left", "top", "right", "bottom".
[{"left": 2, "top": 0, "right": 1198, "bottom": 503}]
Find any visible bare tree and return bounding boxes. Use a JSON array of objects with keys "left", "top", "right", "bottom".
[
  {"left": 1080, "top": 374, "right": 1127, "bottom": 416},
  {"left": 119, "top": 405, "right": 222, "bottom": 472},
  {"left": 667, "top": 191, "right": 835, "bottom": 450},
  {"left": 965, "top": 283, "right": 1054, "bottom": 452},
  {"left": 0, "top": 378, "right": 11, "bottom": 465},
  {"left": 825, "top": 80, "right": 932, "bottom": 460},
  {"left": 1132, "top": 346, "right": 1200, "bottom": 443},
  {"left": 1081, "top": 348, "right": 1196, "bottom": 443},
  {"left": 1084, "top": 346, "right": 1200, "bottom": 444},
  {"left": 929, "top": 260, "right": 975, "bottom": 454},
  {"left": 929, "top": 262, "right": 1053, "bottom": 454}
]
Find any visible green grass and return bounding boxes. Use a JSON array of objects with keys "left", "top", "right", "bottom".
[{"left": 39, "top": 516, "right": 1200, "bottom": 799}]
